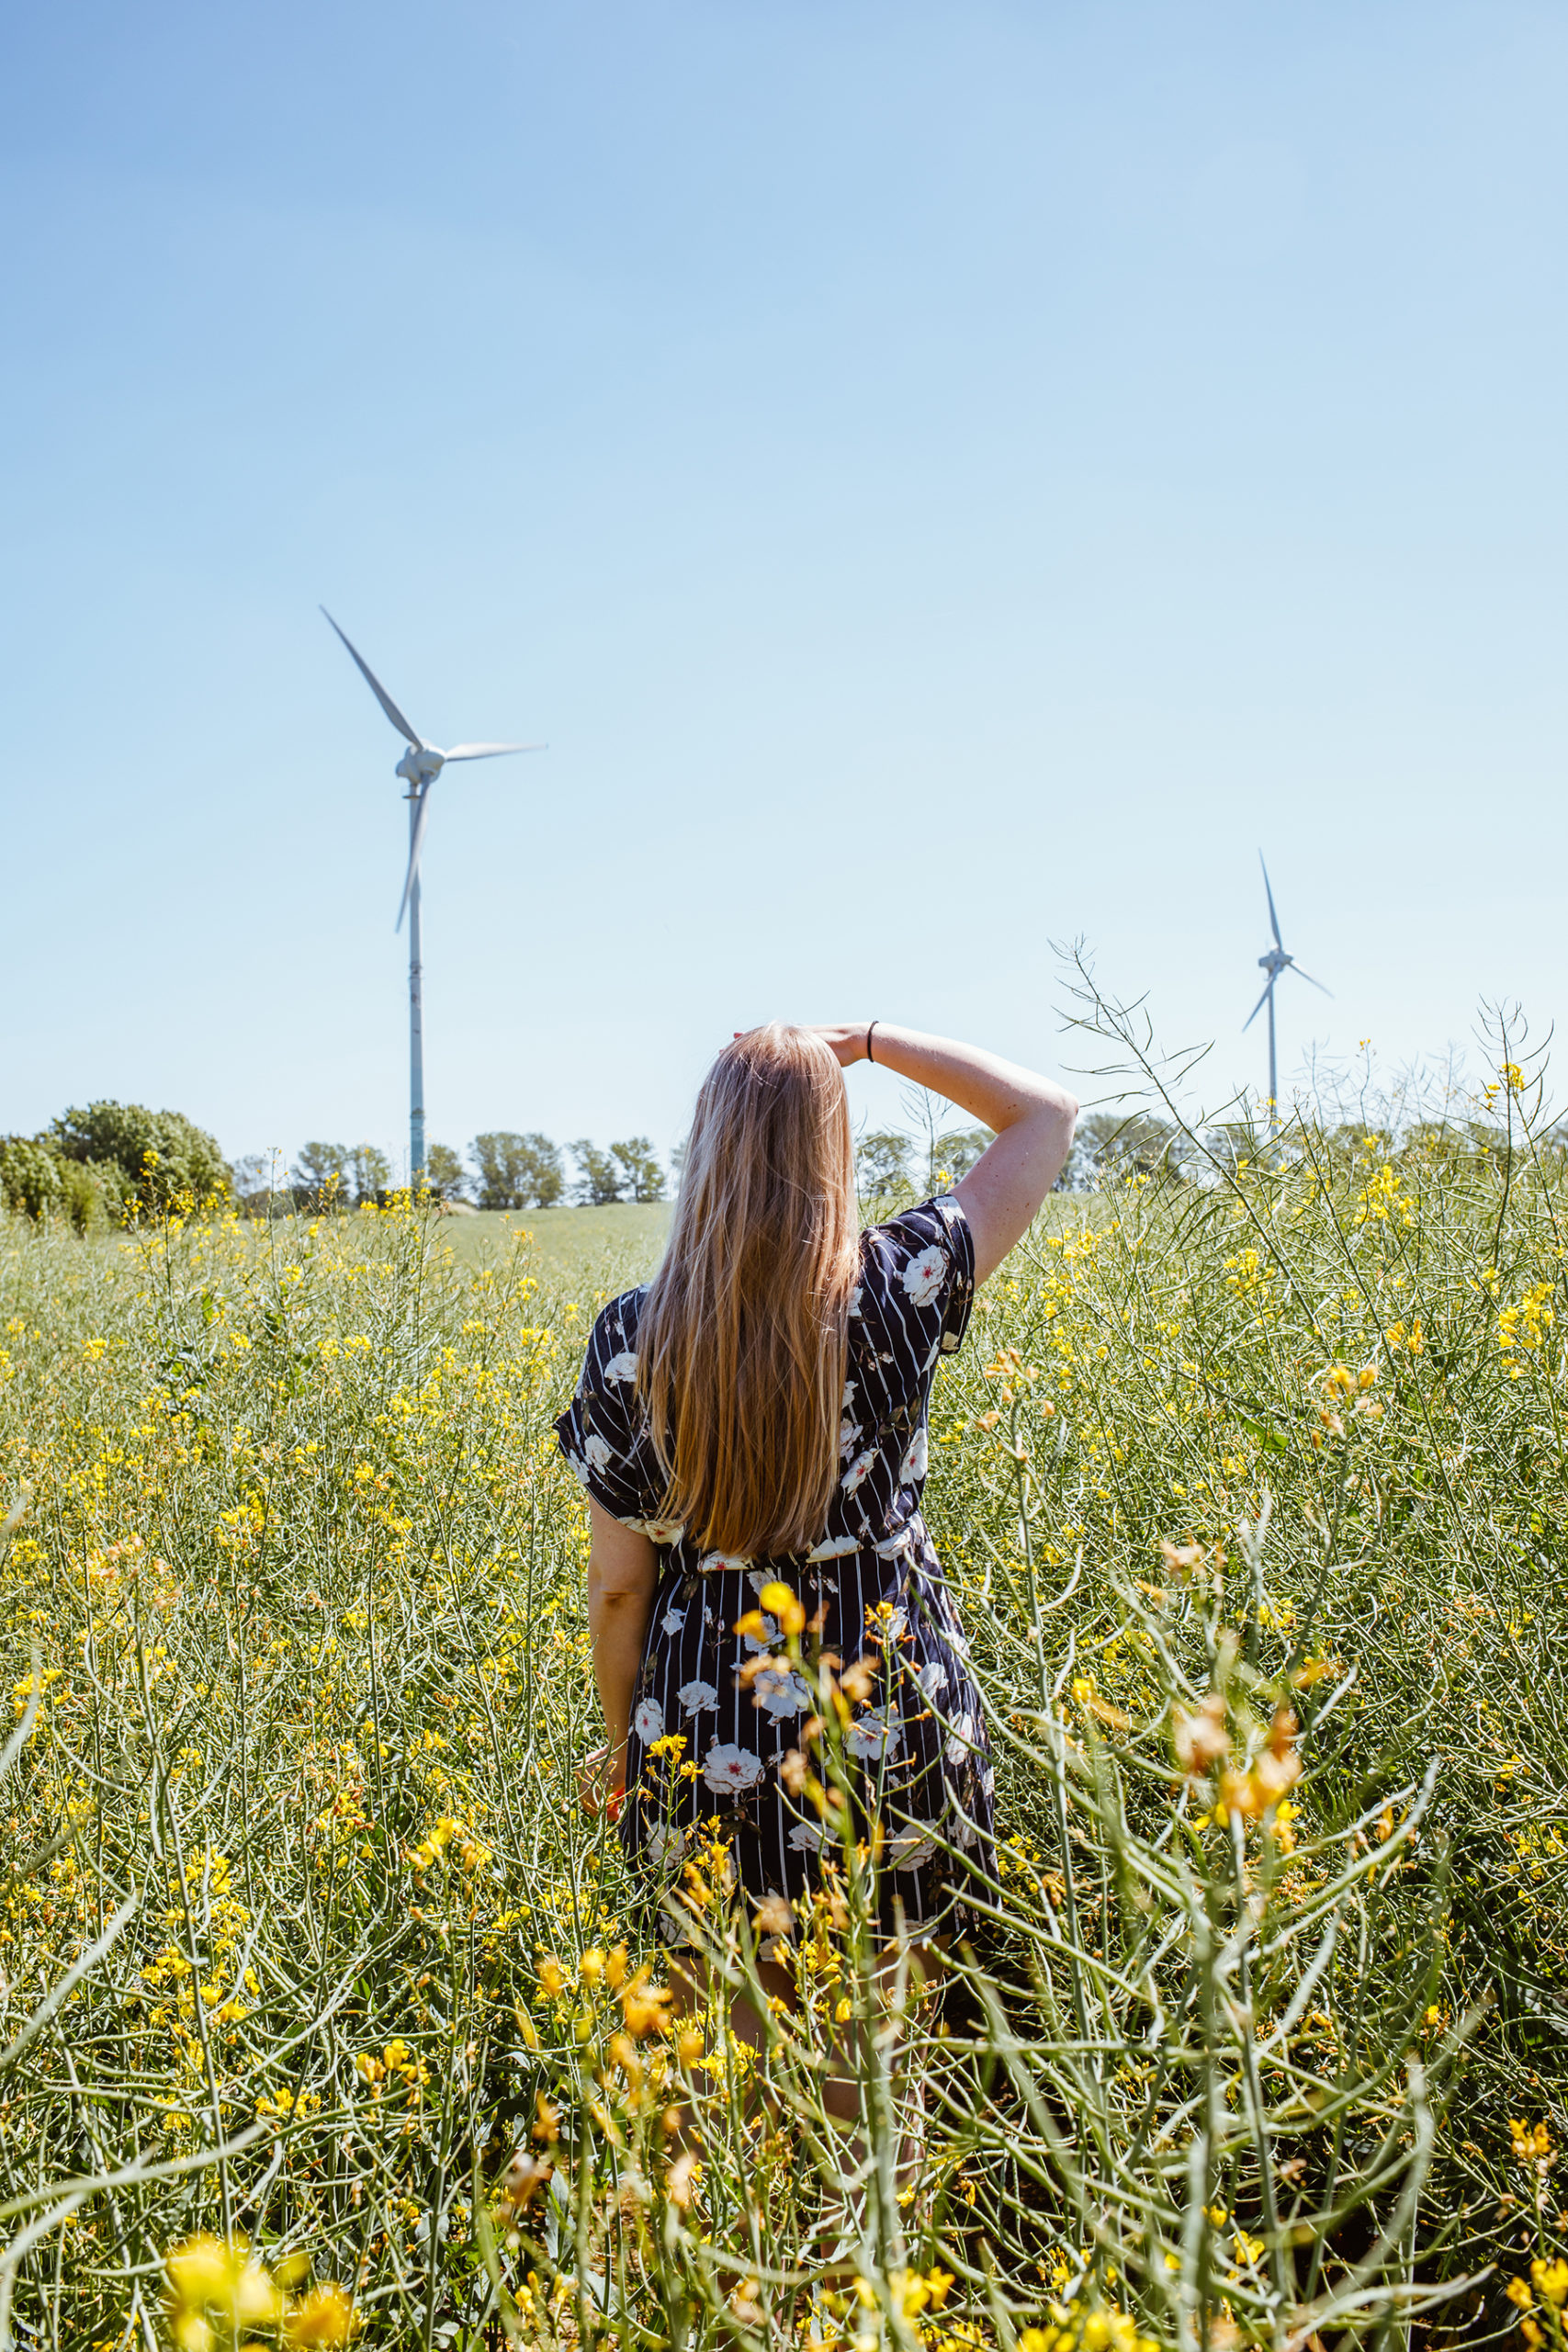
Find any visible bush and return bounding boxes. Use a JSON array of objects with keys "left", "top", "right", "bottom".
[
  {"left": 0, "top": 1136, "right": 62, "bottom": 1220},
  {"left": 52, "top": 1100, "right": 229, "bottom": 1209}
]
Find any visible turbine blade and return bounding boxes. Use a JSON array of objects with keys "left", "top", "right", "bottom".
[
  {"left": 441, "top": 741, "right": 547, "bottom": 761},
  {"left": 321, "top": 607, "right": 424, "bottom": 748},
  {"left": 1242, "top": 977, "right": 1274, "bottom": 1032},
  {"left": 1290, "top": 965, "right": 1334, "bottom": 999},
  {"left": 396, "top": 788, "right": 435, "bottom": 933},
  {"left": 1258, "top": 851, "right": 1284, "bottom": 952}
]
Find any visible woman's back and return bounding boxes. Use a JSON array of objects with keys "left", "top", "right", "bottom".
[{"left": 557, "top": 1193, "right": 986, "bottom": 1940}]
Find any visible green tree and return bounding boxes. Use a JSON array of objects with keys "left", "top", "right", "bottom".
[
  {"left": 51, "top": 1102, "right": 230, "bottom": 1209},
  {"left": 59, "top": 1159, "right": 133, "bottom": 1232},
  {"left": 0, "top": 1137, "right": 62, "bottom": 1220},
  {"left": 857, "top": 1130, "right": 913, "bottom": 1204},
  {"left": 350, "top": 1143, "right": 392, "bottom": 1204},
  {"left": 1062, "top": 1110, "right": 1187, "bottom": 1191},
  {"left": 423, "top": 1144, "right": 467, "bottom": 1203},
  {"left": 610, "top": 1136, "right": 664, "bottom": 1203},
  {"left": 930, "top": 1125, "right": 992, "bottom": 1189},
  {"left": 570, "top": 1140, "right": 624, "bottom": 1205},
  {"left": 292, "top": 1142, "right": 350, "bottom": 1204},
  {"left": 469, "top": 1133, "right": 564, "bottom": 1210}
]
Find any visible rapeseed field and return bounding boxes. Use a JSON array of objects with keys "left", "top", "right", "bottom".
[{"left": 2, "top": 1077, "right": 1565, "bottom": 2349}]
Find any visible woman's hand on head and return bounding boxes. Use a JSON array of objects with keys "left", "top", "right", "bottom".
[{"left": 806, "top": 1024, "right": 873, "bottom": 1069}]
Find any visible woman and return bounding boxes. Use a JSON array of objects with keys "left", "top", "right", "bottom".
[{"left": 555, "top": 1020, "right": 1077, "bottom": 1962}]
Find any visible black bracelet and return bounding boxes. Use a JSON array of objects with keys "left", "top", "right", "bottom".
[{"left": 865, "top": 1022, "right": 879, "bottom": 1064}]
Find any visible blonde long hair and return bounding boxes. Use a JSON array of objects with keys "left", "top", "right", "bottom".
[{"left": 636, "top": 1024, "right": 860, "bottom": 1559}]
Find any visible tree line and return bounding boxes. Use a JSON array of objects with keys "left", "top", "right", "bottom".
[
  {"left": 232, "top": 1133, "right": 670, "bottom": 1211},
  {"left": 13, "top": 1095, "right": 1557, "bottom": 1235}
]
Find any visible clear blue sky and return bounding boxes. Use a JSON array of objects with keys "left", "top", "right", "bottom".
[{"left": 4, "top": 1, "right": 1564, "bottom": 1176}]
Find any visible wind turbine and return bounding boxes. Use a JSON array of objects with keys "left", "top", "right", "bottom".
[
  {"left": 1244, "top": 854, "right": 1332, "bottom": 1128},
  {"left": 321, "top": 609, "right": 542, "bottom": 1182}
]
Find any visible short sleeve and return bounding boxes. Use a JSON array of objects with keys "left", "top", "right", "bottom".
[
  {"left": 863, "top": 1193, "right": 976, "bottom": 1365},
  {"left": 553, "top": 1293, "right": 665, "bottom": 1531}
]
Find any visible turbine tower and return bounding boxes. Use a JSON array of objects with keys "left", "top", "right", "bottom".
[
  {"left": 1244, "top": 854, "right": 1332, "bottom": 1129},
  {"left": 321, "top": 610, "right": 542, "bottom": 1182}
]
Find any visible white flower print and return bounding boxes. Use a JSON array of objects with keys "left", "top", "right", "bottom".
[
  {"left": 602, "top": 1350, "right": 638, "bottom": 1383},
  {"left": 848, "top": 1285, "right": 863, "bottom": 1317},
  {"left": 887, "top": 1825, "right": 938, "bottom": 1871},
  {"left": 788, "top": 1820, "right": 829, "bottom": 1853},
  {"left": 917, "top": 1660, "right": 949, "bottom": 1702},
  {"left": 841, "top": 1448, "right": 877, "bottom": 1495},
  {"left": 660, "top": 1606, "right": 687, "bottom": 1637},
  {"left": 583, "top": 1433, "right": 614, "bottom": 1476},
  {"left": 900, "top": 1244, "right": 948, "bottom": 1307},
  {"left": 699, "top": 1550, "right": 751, "bottom": 1575},
  {"left": 944, "top": 1711, "right": 977, "bottom": 1766},
  {"left": 751, "top": 1666, "right": 812, "bottom": 1720},
  {"left": 847, "top": 1707, "right": 901, "bottom": 1760},
  {"left": 702, "top": 1742, "right": 765, "bottom": 1796},
  {"left": 677, "top": 1679, "right": 718, "bottom": 1716},
  {"left": 940, "top": 1329, "right": 962, "bottom": 1354},
  {"left": 899, "top": 1428, "right": 929, "bottom": 1486},
  {"left": 646, "top": 1821, "right": 687, "bottom": 1870},
  {"left": 740, "top": 1612, "right": 778, "bottom": 1656},
  {"left": 840, "top": 1417, "right": 863, "bottom": 1459},
  {"left": 564, "top": 1450, "right": 588, "bottom": 1487},
  {"left": 632, "top": 1518, "right": 685, "bottom": 1544},
  {"left": 633, "top": 1696, "right": 664, "bottom": 1745},
  {"left": 807, "top": 1534, "right": 859, "bottom": 1561}
]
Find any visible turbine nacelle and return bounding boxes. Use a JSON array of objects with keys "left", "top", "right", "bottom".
[{"left": 397, "top": 747, "right": 446, "bottom": 789}]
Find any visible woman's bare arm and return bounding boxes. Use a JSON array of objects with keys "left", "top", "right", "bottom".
[
  {"left": 812, "top": 1023, "right": 1077, "bottom": 1285},
  {"left": 585, "top": 1498, "right": 658, "bottom": 1803}
]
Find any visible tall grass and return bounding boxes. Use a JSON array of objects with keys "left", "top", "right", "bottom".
[{"left": 1, "top": 1020, "right": 1565, "bottom": 2348}]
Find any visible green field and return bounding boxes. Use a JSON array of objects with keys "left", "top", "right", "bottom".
[
  {"left": 439, "top": 1201, "right": 674, "bottom": 1279},
  {"left": 2, "top": 1130, "right": 1564, "bottom": 2348}
]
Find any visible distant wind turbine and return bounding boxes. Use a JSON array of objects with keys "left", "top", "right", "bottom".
[
  {"left": 1243, "top": 854, "right": 1332, "bottom": 1128},
  {"left": 321, "top": 609, "right": 543, "bottom": 1182}
]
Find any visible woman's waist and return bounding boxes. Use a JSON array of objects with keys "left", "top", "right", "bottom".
[{"left": 673, "top": 1516, "right": 929, "bottom": 1579}]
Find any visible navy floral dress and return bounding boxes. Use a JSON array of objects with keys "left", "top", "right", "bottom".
[{"left": 554, "top": 1195, "right": 994, "bottom": 1947}]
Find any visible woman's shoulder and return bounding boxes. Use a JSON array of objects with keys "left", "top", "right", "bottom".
[
  {"left": 854, "top": 1194, "right": 976, "bottom": 1366},
  {"left": 566, "top": 1288, "right": 648, "bottom": 1403},
  {"left": 584, "top": 1284, "right": 648, "bottom": 1370},
  {"left": 859, "top": 1193, "right": 973, "bottom": 1295}
]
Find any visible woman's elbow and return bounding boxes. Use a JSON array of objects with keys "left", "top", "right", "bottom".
[{"left": 591, "top": 1570, "right": 652, "bottom": 1609}]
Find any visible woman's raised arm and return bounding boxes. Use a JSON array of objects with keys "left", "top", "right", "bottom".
[{"left": 811, "top": 1023, "right": 1078, "bottom": 1286}]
